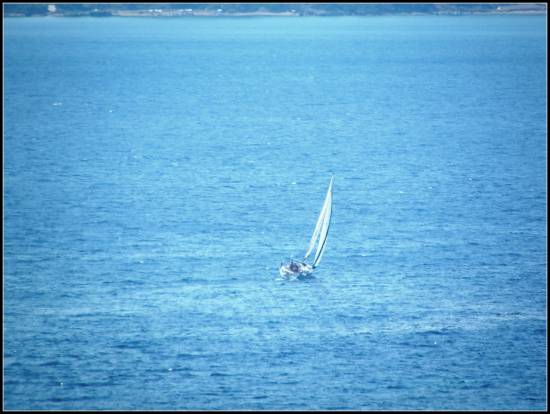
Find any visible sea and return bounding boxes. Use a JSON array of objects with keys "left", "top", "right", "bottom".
[{"left": 3, "top": 15, "right": 547, "bottom": 410}]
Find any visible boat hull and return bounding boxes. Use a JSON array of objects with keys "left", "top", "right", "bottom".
[{"left": 279, "top": 260, "right": 314, "bottom": 278}]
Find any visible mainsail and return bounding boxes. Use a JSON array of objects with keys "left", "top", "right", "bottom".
[{"left": 304, "top": 177, "right": 333, "bottom": 267}]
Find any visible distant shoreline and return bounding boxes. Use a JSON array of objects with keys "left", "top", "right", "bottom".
[
  {"left": 4, "top": 4, "right": 547, "bottom": 18},
  {"left": 5, "top": 10, "right": 548, "bottom": 18}
]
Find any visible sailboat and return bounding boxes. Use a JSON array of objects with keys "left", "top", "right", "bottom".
[{"left": 279, "top": 177, "right": 333, "bottom": 278}]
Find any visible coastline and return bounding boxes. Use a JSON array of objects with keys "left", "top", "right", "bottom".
[
  {"left": 4, "top": 4, "right": 547, "bottom": 18},
  {"left": 5, "top": 11, "right": 547, "bottom": 18}
]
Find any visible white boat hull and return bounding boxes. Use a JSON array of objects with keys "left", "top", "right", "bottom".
[{"left": 279, "top": 261, "right": 314, "bottom": 278}]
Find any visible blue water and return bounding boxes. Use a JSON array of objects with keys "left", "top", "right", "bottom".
[{"left": 4, "top": 15, "right": 547, "bottom": 410}]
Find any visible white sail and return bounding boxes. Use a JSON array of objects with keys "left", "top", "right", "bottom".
[
  {"left": 312, "top": 179, "right": 332, "bottom": 267},
  {"left": 304, "top": 190, "right": 330, "bottom": 260}
]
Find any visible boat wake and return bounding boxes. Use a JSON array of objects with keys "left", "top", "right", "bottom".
[{"left": 276, "top": 272, "right": 317, "bottom": 282}]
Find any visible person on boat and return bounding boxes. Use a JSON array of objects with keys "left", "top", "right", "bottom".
[{"left": 289, "top": 262, "right": 300, "bottom": 273}]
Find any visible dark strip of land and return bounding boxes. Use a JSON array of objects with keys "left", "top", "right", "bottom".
[{"left": 4, "top": 3, "right": 547, "bottom": 17}]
